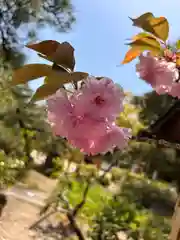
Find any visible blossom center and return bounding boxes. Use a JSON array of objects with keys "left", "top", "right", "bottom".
[{"left": 94, "top": 95, "right": 105, "bottom": 105}]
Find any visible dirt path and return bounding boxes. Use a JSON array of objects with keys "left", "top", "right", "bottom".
[
  {"left": 0, "top": 170, "right": 59, "bottom": 240},
  {"left": 0, "top": 196, "right": 40, "bottom": 240}
]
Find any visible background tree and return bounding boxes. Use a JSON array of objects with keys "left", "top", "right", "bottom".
[
  {"left": 132, "top": 91, "right": 174, "bottom": 126},
  {"left": 0, "top": 0, "right": 75, "bottom": 66}
]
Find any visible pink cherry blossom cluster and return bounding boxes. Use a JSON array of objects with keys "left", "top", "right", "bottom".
[
  {"left": 47, "top": 76, "right": 131, "bottom": 155},
  {"left": 136, "top": 53, "right": 180, "bottom": 98}
]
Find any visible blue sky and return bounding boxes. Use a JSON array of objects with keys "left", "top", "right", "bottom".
[{"left": 24, "top": 0, "right": 180, "bottom": 95}]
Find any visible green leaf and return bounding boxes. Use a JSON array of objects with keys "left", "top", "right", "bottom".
[
  {"left": 11, "top": 64, "right": 52, "bottom": 86},
  {"left": 176, "top": 40, "right": 180, "bottom": 49}
]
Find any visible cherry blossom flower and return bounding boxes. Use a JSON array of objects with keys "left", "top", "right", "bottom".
[
  {"left": 136, "top": 54, "right": 179, "bottom": 95},
  {"left": 47, "top": 89, "right": 107, "bottom": 139},
  {"left": 69, "top": 123, "right": 131, "bottom": 155},
  {"left": 72, "top": 77, "right": 124, "bottom": 120},
  {"left": 47, "top": 76, "right": 131, "bottom": 155},
  {"left": 47, "top": 89, "right": 72, "bottom": 137},
  {"left": 168, "top": 83, "right": 180, "bottom": 98}
]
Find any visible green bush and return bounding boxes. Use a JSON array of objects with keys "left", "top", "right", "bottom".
[
  {"left": 111, "top": 167, "right": 123, "bottom": 181},
  {"left": 66, "top": 180, "right": 112, "bottom": 221},
  {"left": 90, "top": 196, "right": 170, "bottom": 240},
  {"left": 117, "top": 173, "right": 176, "bottom": 215},
  {"left": 0, "top": 150, "right": 25, "bottom": 187},
  {"left": 78, "top": 164, "right": 98, "bottom": 179},
  {"left": 89, "top": 173, "right": 173, "bottom": 240}
]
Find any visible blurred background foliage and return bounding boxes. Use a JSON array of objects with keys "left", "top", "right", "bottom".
[{"left": 0, "top": 1, "right": 179, "bottom": 239}]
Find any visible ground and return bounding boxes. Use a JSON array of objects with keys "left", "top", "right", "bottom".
[
  {"left": 0, "top": 170, "right": 63, "bottom": 240},
  {"left": 0, "top": 196, "right": 39, "bottom": 240}
]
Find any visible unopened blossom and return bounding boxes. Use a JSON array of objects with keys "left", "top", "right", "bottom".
[
  {"left": 136, "top": 54, "right": 179, "bottom": 94},
  {"left": 72, "top": 77, "right": 124, "bottom": 120},
  {"left": 47, "top": 76, "right": 131, "bottom": 156}
]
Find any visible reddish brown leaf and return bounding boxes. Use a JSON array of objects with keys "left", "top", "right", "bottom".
[
  {"left": 32, "top": 71, "right": 89, "bottom": 101},
  {"left": 31, "top": 83, "right": 60, "bottom": 102},
  {"left": 50, "top": 42, "right": 75, "bottom": 71},
  {"left": 11, "top": 64, "right": 52, "bottom": 86},
  {"left": 27, "top": 41, "right": 76, "bottom": 71},
  {"left": 26, "top": 40, "right": 60, "bottom": 57}
]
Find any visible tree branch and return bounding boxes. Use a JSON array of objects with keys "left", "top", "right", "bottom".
[
  {"left": 66, "top": 211, "right": 86, "bottom": 240},
  {"left": 72, "top": 180, "right": 91, "bottom": 217},
  {"left": 63, "top": 178, "right": 91, "bottom": 240},
  {"left": 100, "top": 149, "right": 119, "bottom": 179}
]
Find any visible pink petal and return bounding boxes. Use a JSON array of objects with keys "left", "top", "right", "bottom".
[
  {"left": 136, "top": 54, "right": 179, "bottom": 94},
  {"left": 169, "top": 83, "right": 180, "bottom": 98},
  {"left": 72, "top": 76, "right": 124, "bottom": 120}
]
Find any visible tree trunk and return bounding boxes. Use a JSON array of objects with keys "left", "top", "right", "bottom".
[
  {"left": 0, "top": 193, "right": 7, "bottom": 217},
  {"left": 43, "top": 151, "right": 59, "bottom": 175},
  {"left": 170, "top": 195, "right": 180, "bottom": 240}
]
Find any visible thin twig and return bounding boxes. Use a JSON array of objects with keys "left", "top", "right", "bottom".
[
  {"left": 100, "top": 149, "right": 119, "bottom": 179},
  {"left": 29, "top": 210, "right": 56, "bottom": 230},
  {"left": 58, "top": 191, "right": 71, "bottom": 210},
  {"left": 30, "top": 207, "right": 67, "bottom": 230}
]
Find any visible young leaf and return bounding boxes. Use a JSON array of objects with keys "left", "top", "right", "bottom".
[
  {"left": 176, "top": 53, "right": 180, "bottom": 66},
  {"left": 130, "top": 13, "right": 169, "bottom": 41},
  {"left": 148, "top": 17, "right": 169, "bottom": 41},
  {"left": 176, "top": 40, "right": 180, "bottom": 50},
  {"left": 176, "top": 58, "right": 180, "bottom": 66},
  {"left": 122, "top": 48, "right": 142, "bottom": 64},
  {"left": 129, "top": 12, "right": 154, "bottom": 28},
  {"left": 132, "top": 32, "right": 156, "bottom": 41},
  {"left": 128, "top": 36, "right": 161, "bottom": 54},
  {"left": 11, "top": 64, "right": 52, "bottom": 86}
]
